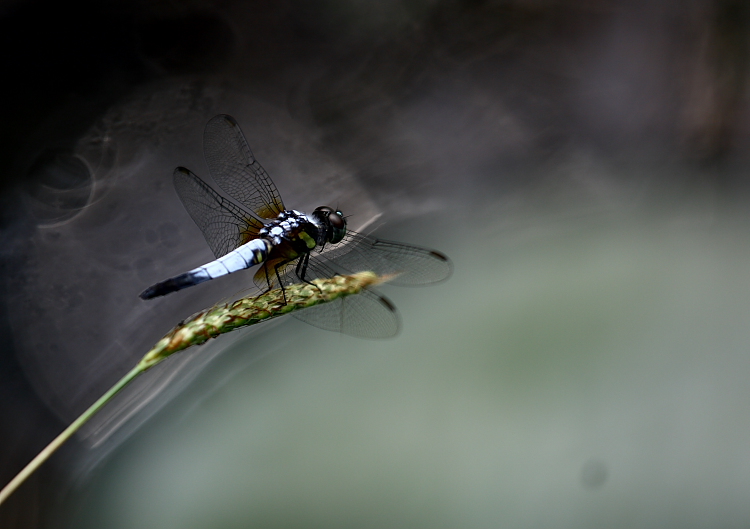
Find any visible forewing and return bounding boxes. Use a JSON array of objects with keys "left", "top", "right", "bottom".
[
  {"left": 316, "top": 231, "right": 453, "bottom": 286},
  {"left": 203, "top": 114, "right": 285, "bottom": 219},
  {"left": 173, "top": 167, "right": 264, "bottom": 258}
]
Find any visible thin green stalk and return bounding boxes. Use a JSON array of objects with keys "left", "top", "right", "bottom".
[
  {"left": 0, "top": 271, "right": 381, "bottom": 506},
  {"left": 0, "top": 364, "right": 143, "bottom": 505}
]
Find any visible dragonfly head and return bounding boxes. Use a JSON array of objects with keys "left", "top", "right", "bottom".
[{"left": 313, "top": 206, "right": 347, "bottom": 244}]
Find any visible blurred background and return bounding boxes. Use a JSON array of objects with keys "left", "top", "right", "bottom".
[{"left": 2, "top": 0, "right": 750, "bottom": 527}]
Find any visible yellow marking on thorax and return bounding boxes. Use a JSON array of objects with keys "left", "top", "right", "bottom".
[{"left": 298, "top": 231, "right": 317, "bottom": 249}]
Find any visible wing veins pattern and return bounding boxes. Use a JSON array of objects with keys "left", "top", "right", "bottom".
[
  {"left": 203, "top": 114, "right": 285, "bottom": 219},
  {"left": 276, "top": 257, "right": 400, "bottom": 338},
  {"left": 313, "top": 231, "right": 453, "bottom": 286},
  {"left": 173, "top": 167, "right": 264, "bottom": 259}
]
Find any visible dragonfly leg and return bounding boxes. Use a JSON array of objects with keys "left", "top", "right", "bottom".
[
  {"left": 254, "top": 258, "right": 295, "bottom": 304},
  {"left": 262, "top": 261, "right": 273, "bottom": 290},
  {"left": 274, "top": 259, "right": 294, "bottom": 304},
  {"left": 252, "top": 261, "right": 275, "bottom": 301},
  {"left": 296, "top": 253, "right": 324, "bottom": 295}
]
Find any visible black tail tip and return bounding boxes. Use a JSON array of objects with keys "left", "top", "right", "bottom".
[
  {"left": 140, "top": 283, "right": 168, "bottom": 299},
  {"left": 139, "top": 272, "right": 201, "bottom": 300},
  {"left": 139, "top": 287, "right": 158, "bottom": 300}
]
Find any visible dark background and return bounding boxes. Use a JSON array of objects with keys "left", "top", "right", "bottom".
[{"left": 2, "top": 1, "right": 750, "bottom": 527}]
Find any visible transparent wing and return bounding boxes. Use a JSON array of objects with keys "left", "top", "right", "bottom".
[
  {"left": 286, "top": 258, "right": 400, "bottom": 338},
  {"left": 173, "top": 167, "right": 265, "bottom": 259},
  {"left": 203, "top": 114, "right": 285, "bottom": 219},
  {"left": 294, "top": 289, "right": 400, "bottom": 339},
  {"left": 315, "top": 231, "right": 453, "bottom": 286},
  {"left": 252, "top": 230, "right": 449, "bottom": 337}
]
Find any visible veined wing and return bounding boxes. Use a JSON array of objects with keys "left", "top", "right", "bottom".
[
  {"left": 173, "top": 167, "right": 265, "bottom": 259},
  {"left": 277, "top": 257, "right": 400, "bottom": 338},
  {"left": 294, "top": 288, "right": 400, "bottom": 338},
  {"left": 203, "top": 114, "right": 285, "bottom": 220},
  {"left": 315, "top": 231, "right": 453, "bottom": 286},
  {"left": 250, "top": 232, "right": 448, "bottom": 338}
]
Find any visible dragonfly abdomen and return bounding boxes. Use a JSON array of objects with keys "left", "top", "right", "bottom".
[{"left": 140, "top": 238, "right": 273, "bottom": 299}]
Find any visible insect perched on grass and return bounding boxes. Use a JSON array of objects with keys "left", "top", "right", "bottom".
[{"left": 140, "top": 114, "right": 452, "bottom": 337}]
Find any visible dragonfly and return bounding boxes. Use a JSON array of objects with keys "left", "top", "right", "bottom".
[{"left": 140, "top": 114, "right": 452, "bottom": 338}]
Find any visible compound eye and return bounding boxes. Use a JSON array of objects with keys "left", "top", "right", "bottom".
[
  {"left": 314, "top": 206, "right": 334, "bottom": 215},
  {"left": 328, "top": 211, "right": 345, "bottom": 229}
]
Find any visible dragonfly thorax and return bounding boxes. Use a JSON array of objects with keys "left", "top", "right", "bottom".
[
  {"left": 258, "top": 206, "right": 346, "bottom": 250},
  {"left": 258, "top": 209, "right": 320, "bottom": 247}
]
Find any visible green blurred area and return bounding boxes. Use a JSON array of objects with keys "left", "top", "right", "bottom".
[{"left": 69, "top": 190, "right": 750, "bottom": 529}]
